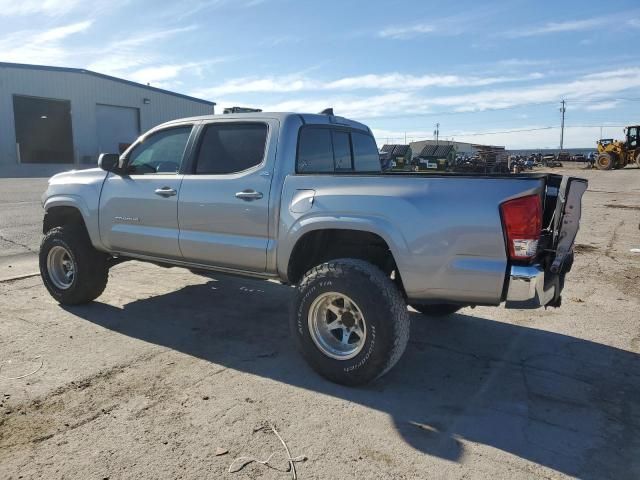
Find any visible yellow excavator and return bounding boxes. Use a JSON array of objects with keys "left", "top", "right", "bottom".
[{"left": 595, "top": 125, "right": 640, "bottom": 170}]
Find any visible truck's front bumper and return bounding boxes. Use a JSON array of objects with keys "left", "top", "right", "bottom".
[{"left": 505, "top": 264, "right": 557, "bottom": 309}]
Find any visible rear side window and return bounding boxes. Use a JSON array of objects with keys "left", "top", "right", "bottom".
[
  {"left": 297, "top": 128, "right": 333, "bottom": 173},
  {"left": 297, "top": 127, "right": 380, "bottom": 173},
  {"left": 195, "top": 123, "right": 267, "bottom": 174},
  {"left": 352, "top": 132, "right": 380, "bottom": 172},
  {"left": 332, "top": 130, "right": 352, "bottom": 170}
]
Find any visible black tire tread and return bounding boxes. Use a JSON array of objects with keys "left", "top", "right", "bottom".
[
  {"left": 39, "top": 225, "right": 108, "bottom": 305},
  {"left": 296, "top": 258, "right": 410, "bottom": 383}
]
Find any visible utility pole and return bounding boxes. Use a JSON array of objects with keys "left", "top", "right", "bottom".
[
  {"left": 559, "top": 100, "right": 566, "bottom": 151},
  {"left": 404, "top": 132, "right": 407, "bottom": 144},
  {"left": 434, "top": 123, "right": 440, "bottom": 144}
]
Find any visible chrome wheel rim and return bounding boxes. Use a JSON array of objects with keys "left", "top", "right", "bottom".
[
  {"left": 308, "top": 292, "right": 367, "bottom": 360},
  {"left": 47, "top": 246, "right": 75, "bottom": 290}
]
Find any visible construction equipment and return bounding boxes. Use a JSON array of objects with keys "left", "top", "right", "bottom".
[{"left": 595, "top": 125, "right": 640, "bottom": 170}]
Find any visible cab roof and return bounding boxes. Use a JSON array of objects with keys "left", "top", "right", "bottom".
[{"left": 157, "top": 111, "right": 371, "bottom": 133}]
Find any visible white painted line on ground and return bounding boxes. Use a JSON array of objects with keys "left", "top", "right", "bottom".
[
  {"left": 0, "top": 201, "right": 41, "bottom": 207},
  {"left": 0, "top": 272, "right": 40, "bottom": 283}
]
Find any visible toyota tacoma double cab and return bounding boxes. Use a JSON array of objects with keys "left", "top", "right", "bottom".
[{"left": 40, "top": 111, "right": 587, "bottom": 385}]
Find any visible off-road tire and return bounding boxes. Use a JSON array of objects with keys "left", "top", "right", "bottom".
[
  {"left": 596, "top": 153, "right": 614, "bottom": 170},
  {"left": 291, "top": 259, "right": 410, "bottom": 386},
  {"left": 410, "top": 303, "right": 462, "bottom": 317},
  {"left": 635, "top": 152, "right": 640, "bottom": 168},
  {"left": 40, "top": 225, "right": 109, "bottom": 305}
]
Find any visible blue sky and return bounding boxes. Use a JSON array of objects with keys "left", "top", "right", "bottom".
[{"left": 1, "top": 0, "right": 639, "bottom": 148}]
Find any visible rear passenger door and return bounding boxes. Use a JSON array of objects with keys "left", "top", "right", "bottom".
[{"left": 178, "top": 120, "right": 276, "bottom": 272}]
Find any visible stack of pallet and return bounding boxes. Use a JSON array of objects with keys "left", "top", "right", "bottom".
[{"left": 472, "top": 145, "right": 508, "bottom": 173}]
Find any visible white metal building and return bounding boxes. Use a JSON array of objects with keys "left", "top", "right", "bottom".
[{"left": 0, "top": 62, "right": 215, "bottom": 173}]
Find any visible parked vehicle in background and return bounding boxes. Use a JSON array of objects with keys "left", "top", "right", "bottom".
[
  {"left": 596, "top": 125, "right": 640, "bottom": 170},
  {"left": 39, "top": 111, "right": 588, "bottom": 386},
  {"left": 542, "top": 153, "right": 556, "bottom": 166}
]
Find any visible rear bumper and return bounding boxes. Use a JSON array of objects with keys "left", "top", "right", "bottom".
[{"left": 505, "top": 264, "right": 557, "bottom": 309}]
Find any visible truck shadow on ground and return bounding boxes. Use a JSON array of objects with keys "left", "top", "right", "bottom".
[{"left": 65, "top": 272, "right": 640, "bottom": 480}]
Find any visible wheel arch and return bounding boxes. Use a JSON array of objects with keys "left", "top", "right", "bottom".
[
  {"left": 43, "top": 196, "right": 103, "bottom": 250},
  {"left": 283, "top": 221, "right": 408, "bottom": 293}
]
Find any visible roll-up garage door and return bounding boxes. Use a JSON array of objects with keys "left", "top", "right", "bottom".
[{"left": 96, "top": 104, "right": 140, "bottom": 154}]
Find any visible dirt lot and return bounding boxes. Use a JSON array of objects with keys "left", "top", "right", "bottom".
[{"left": 1, "top": 166, "right": 639, "bottom": 479}]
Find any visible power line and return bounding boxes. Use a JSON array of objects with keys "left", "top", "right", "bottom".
[
  {"left": 375, "top": 124, "right": 628, "bottom": 142},
  {"left": 451, "top": 124, "right": 627, "bottom": 137},
  {"left": 445, "top": 126, "right": 556, "bottom": 137}
]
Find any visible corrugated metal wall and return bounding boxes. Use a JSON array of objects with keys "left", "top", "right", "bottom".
[{"left": 0, "top": 65, "right": 214, "bottom": 167}]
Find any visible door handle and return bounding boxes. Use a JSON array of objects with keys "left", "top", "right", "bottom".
[
  {"left": 235, "top": 190, "right": 263, "bottom": 201},
  {"left": 154, "top": 187, "right": 177, "bottom": 197}
]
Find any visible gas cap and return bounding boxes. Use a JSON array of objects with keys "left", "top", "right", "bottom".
[{"left": 290, "top": 189, "right": 315, "bottom": 213}]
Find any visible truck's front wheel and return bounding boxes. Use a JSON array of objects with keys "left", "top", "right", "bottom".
[
  {"left": 291, "top": 259, "right": 410, "bottom": 386},
  {"left": 40, "top": 225, "right": 109, "bottom": 305}
]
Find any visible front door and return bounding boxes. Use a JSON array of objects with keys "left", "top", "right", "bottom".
[
  {"left": 178, "top": 120, "right": 276, "bottom": 272},
  {"left": 99, "top": 125, "right": 194, "bottom": 259}
]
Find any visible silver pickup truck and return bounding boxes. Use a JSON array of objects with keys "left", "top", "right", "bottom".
[{"left": 39, "top": 111, "right": 587, "bottom": 385}]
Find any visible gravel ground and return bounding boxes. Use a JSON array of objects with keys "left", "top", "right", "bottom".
[{"left": 0, "top": 166, "right": 638, "bottom": 479}]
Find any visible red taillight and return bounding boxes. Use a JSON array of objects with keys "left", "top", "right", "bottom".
[{"left": 500, "top": 194, "right": 542, "bottom": 260}]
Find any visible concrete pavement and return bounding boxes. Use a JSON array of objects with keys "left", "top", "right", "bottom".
[{"left": 0, "top": 177, "right": 47, "bottom": 280}]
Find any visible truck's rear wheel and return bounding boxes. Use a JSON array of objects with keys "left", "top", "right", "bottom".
[
  {"left": 291, "top": 259, "right": 410, "bottom": 386},
  {"left": 40, "top": 225, "right": 109, "bottom": 305},
  {"left": 596, "top": 153, "right": 614, "bottom": 170},
  {"left": 410, "top": 303, "right": 462, "bottom": 317}
]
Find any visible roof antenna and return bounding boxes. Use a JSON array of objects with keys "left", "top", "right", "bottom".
[{"left": 319, "top": 108, "right": 334, "bottom": 115}]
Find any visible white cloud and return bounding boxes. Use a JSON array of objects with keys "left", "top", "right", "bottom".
[
  {"left": 34, "top": 20, "right": 93, "bottom": 42},
  {"left": 504, "top": 17, "right": 607, "bottom": 37},
  {"left": 378, "top": 23, "right": 436, "bottom": 39},
  {"left": 628, "top": 18, "right": 640, "bottom": 28},
  {"left": 583, "top": 101, "right": 620, "bottom": 111},
  {"left": 201, "top": 67, "right": 640, "bottom": 124},
  {"left": 260, "top": 92, "right": 417, "bottom": 119},
  {"left": 196, "top": 71, "right": 545, "bottom": 97},
  {"left": 86, "top": 26, "right": 199, "bottom": 78},
  {"left": 426, "top": 67, "right": 640, "bottom": 111},
  {"left": 127, "top": 59, "right": 227, "bottom": 86},
  {"left": 0, "top": 0, "right": 83, "bottom": 16},
  {"left": 0, "top": 21, "right": 93, "bottom": 64},
  {"left": 497, "top": 58, "right": 549, "bottom": 67},
  {"left": 324, "top": 73, "right": 543, "bottom": 89},
  {"left": 0, "top": 0, "right": 125, "bottom": 16}
]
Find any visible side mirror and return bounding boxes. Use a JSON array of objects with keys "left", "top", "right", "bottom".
[{"left": 98, "top": 153, "right": 121, "bottom": 173}]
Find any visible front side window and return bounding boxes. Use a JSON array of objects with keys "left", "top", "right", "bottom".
[
  {"left": 127, "top": 126, "right": 192, "bottom": 174},
  {"left": 195, "top": 123, "right": 268, "bottom": 174}
]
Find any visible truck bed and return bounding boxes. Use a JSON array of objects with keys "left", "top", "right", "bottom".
[{"left": 278, "top": 171, "right": 582, "bottom": 306}]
